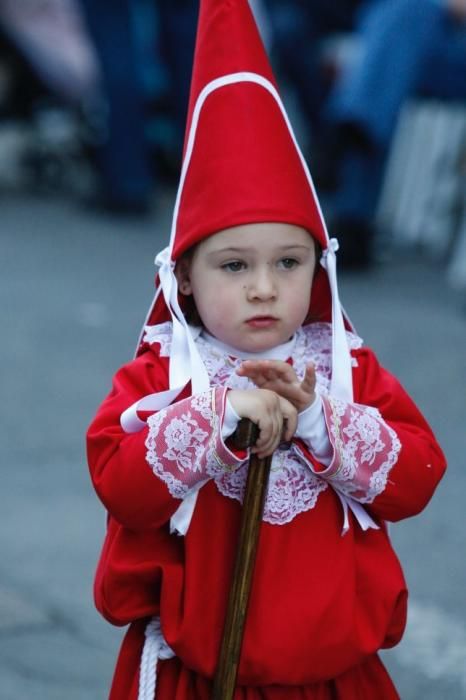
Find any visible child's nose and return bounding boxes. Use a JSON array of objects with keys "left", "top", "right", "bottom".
[{"left": 247, "top": 267, "right": 277, "bottom": 300}]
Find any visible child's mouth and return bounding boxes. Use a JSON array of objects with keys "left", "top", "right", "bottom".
[{"left": 246, "top": 316, "right": 278, "bottom": 328}]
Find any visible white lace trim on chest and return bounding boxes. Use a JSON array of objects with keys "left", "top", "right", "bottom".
[
  {"left": 143, "top": 322, "right": 364, "bottom": 526},
  {"left": 217, "top": 447, "right": 330, "bottom": 525}
]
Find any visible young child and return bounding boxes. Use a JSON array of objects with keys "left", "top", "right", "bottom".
[{"left": 86, "top": 1, "right": 446, "bottom": 698}]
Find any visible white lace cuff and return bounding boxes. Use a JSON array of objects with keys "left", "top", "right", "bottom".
[
  {"left": 315, "top": 395, "right": 402, "bottom": 503},
  {"left": 145, "top": 387, "right": 246, "bottom": 499}
]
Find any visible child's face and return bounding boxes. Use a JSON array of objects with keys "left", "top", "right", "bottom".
[{"left": 177, "top": 223, "right": 316, "bottom": 352}]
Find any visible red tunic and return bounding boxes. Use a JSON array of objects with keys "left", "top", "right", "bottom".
[{"left": 87, "top": 323, "right": 445, "bottom": 699}]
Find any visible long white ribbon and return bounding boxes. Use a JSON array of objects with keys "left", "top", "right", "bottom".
[
  {"left": 170, "top": 482, "right": 208, "bottom": 536},
  {"left": 334, "top": 490, "right": 379, "bottom": 535},
  {"left": 155, "top": 249, "right": 210, "bottom": 394},
  {"left": 120, "top": 258, "right": 210, "bottom": 434},
  {"left": 320, "top": 239, "right": 353, "bottom": 402}
]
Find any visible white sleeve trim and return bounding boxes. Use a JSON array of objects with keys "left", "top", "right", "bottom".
[
  {"left": 222, "top": 396, "right": 241, "bottom": 439},
  {"left": 295, "top": 394, "right": 332, "bottom": 467}
]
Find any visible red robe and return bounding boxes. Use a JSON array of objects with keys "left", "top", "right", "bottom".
[{"left": 87, "top": 323, "right": 445, "bottom": 699}]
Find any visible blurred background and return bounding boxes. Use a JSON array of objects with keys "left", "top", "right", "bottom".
[{"left": 0, "top": 0, "right": 465, "bottom": 698}]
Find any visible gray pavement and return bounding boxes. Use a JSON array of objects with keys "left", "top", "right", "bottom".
[{"left": 1, "top": 192, "right": 465, "bottom": 699}]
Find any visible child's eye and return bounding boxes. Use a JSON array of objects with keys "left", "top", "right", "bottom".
[
  {"left": 221, "top": 260, "right": 246, "bottom": 272},
  {"left": 278, "top": 258, "right": 299, "bottom": 270}
]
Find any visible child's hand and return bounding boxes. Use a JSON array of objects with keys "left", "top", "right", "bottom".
[
  {"left": 236, "top": 360, "right": 316, "bottom": 413},
  {"left": 228, "top": 388, "right": 297, "bottom": 458}
]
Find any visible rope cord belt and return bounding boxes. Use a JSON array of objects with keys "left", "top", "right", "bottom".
[{"left": 138, "top": 618, "right": 175, "bottom": 700}]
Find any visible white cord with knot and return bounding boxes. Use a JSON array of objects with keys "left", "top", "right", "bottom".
[{"left": 138, "top": 617, "right": 175, "bottom": 700}]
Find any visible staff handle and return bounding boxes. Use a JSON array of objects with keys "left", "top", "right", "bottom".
[{"left": 212, "top": 419, "right": 272, "bottom": 700}]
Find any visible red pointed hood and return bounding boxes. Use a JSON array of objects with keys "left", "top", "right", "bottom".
[{"left": 171, "top": 0, "right": 328, "bottom": 259}]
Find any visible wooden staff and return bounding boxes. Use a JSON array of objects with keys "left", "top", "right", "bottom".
[{"left": 212, "top": 419, "right": 273, "bottom": 700}]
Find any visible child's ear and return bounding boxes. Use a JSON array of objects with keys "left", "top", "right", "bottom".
[{"left": 175, "top": 258, "right": 193, "bottom": 295}]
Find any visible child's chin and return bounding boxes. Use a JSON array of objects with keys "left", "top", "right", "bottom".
[{"left": 238, "top": 330, "right": 285, "bottom": 353}]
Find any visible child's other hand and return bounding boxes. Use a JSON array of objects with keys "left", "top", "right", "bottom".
[
  {"left": 228, "top": 388, "right": 297, "bottom": 458},
  {"left": 236, "top": 360, "right": 316, "bottom": 413}
]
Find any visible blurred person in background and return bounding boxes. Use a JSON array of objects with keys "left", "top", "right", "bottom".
[
  {"left": 0, "top": 0, "right": 97, "bottom": 107},
  {"left": 156, "top": 0, "right": 199, "bottom": 149},
  {"left": 312, "top": 0, "right": 466, "bottom": 269},
  {"left": 79, "top": 0, "right": 197, "bottom": 215},
  {"left": 0, "top": 0, "right": 99, "bottom": 189},
  {"left": 79, "top": 0, "right": 154, "bottom": 214},
  {"left": 263, "top": 0, "right": 365, "bottom": 145}
]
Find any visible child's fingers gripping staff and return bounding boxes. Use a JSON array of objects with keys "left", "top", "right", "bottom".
[{"left": 227, "top": 388, "right": 297, "bottom": 458}]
